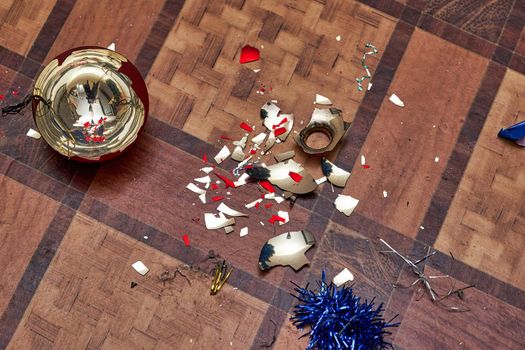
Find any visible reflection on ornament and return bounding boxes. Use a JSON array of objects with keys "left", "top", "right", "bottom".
[{"left": 32, "top": 46, "right": 148, "bottom": 162}]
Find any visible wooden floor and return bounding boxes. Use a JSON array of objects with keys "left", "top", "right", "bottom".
[{"left": 1, "top": 0, "right": 525, "bottom": 349}]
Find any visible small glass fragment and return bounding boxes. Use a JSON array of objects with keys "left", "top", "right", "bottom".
[
  {"left": 274, "top": 150, "right": 295, "bottom": 162},
  {"left": 356, "top": 43, "right": 378, "bottom": 91},
  {"left": 333, "top": 268, "right": 354, "bottom": 286},
  {"left": 239, "top": 45, "right": 260, "bottom": 64},
  {"left": 315, "top": 176, "right": 327, "bottom": 185},
  {"left": 434, "top": 156, "right": 439, "bottom": 162},
  {"left": 107, "top": 42, "right": 116, "bottom": 51},
  {"left": 214, "top": 172, "right": 236, "bottom": 188},
  {"left": 131, "top": 261, "right": 149, "bottom": 276},
  {"left": 234, "top": 173, "right": 250, "bottom": 187},
  {"left": 233, "top": 134, "right": 248, "bottom": 149},
  {"left": 498, "top": 120, "right": 525, "bottom": 146},
  {"left": 263, "top": 131, "right": 276, "bottom": 152},
  {"left": 186, "top": 183, "right": 206, "bottom": 195},
  {"left": 336, "top": 35, "right": 341, "bottom": 41},
  {"left": 383, "top": 191, "right": 388, "bottom": 198},
  {"left": 217, "top": 203, "right": 248, "bottom": 217},
  {"left": 321, "top": 157, "right": 350, "bottom": 187},
  {"left": 334, "top": 194, "right": 359, "bottom": 216},
  {"left": 231, "top": 145, "right": 245, "bottom": 162},
  {"left": 204, "top": 213, "right": 235, "bottom": 229},
  {"left": 251, "top": 132, "right": 266, "bottom": 145},
  {"left": 240, "top": 227, "right": 248, "bottom": 237},
  {"left": 26, "top": 128, "right": 41, "bottom": 139},
  {"left": 194, "top": 175, "right": 211, "bottom": 184},
  {"left": 214, "top": 145, "right": 231, "bottom": 164},
  {"left": 224, "top": 226, "right": 234, "bottom": 234},
  {"left": 389, "top": 94, "right": 405, "bottom": 107},
  {"left": 245, "top": 198, "right": 263, "bottom": 208},
  {"left": 361, "top": 155, "right": 366, "bottom": 166},
  {"left": 277, "top": 210, "right": 289, "bottom": 225},
  {"left": 199, "top": 193, "right": 206, "bottom": 203},
  {"left": 315, "top": 94, "right": 332, "bottom": 105},
  {"left": 240, "top": 122, "right": 253, "bottom": 132},
  {"left": 259, "top": 230, "right": 316, "bottom": 271},
  {"left": 183, "top": 234, "right": 190, "bottom": 246}
]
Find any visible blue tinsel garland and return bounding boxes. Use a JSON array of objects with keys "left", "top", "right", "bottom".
[{"left": 291, "top": 272, "right": 398, "bottom": 350}]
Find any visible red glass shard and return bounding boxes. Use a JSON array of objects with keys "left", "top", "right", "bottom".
[{"left": 239, "top": 45, "right": 260, "bottom": 64}]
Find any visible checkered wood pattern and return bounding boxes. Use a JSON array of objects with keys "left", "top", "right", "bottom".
[
  {"left": 1, "top": 0, "right": 525, "bottom": 349},
  {"left": 436, "top": 68, "right": 525, "bottom": 291},
  {"left": 147, "top": 0, "right": 396, "bottom": 177},
  {"left": 8, "top": 214, "right": 268, "bottom": 349},
  {"left": 0, "top": 0, "right": 56, "bottom": 56}
]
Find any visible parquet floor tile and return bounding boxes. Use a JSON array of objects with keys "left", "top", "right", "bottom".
[
  {"left": 343, "top": 28, "right": 488, "bottom": 238},
  {"left": 0, "top": 175, "right": 59, "bottom": 316},
  {"left": 8, "top": 213, "right": 268, "bottom": 350},
  {"left": 44, "top": 0, "right": 165, "bottom": 63},
  {"left": 0, "top": 0, "right": 56, "bottom": 56},
  {"left": 435, "top": 68, "right": 525, "bottom": 290},
  {"left": 1, "top": 0, "right": 525, "bottom": 348}
]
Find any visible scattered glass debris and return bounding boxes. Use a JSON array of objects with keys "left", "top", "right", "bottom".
[
  {"left": 131, "top": 261, "right": 149, "bottom": 276},
  {"left": 361, "top": 155, "right": 366, "bottom": 166},
  {"left": 336, "top": 35, "right": 341, "bottom": 42},
  {"left": 383, "top": 190, "right": 388, "bottom": 198},
  {"left": 334, "top": 194, "right": 359, "bottom": 216},
  {"left": 434, "top": 156, "right": 439, "bottom": 163},
  {"left": 183, "top": 234, "right": 190, "bottom": 246},
  {"left": 356, "top": 43, "right": 378, "bottom": 91},
  {"left": 259, "top": 230, "right": 316, "bottom": 271},
  {"left": 107, "top": 42, "right": 116, "bottom": 51},
  {"left": 389, "top": 93, "right": 405, "bottom": 107},
  {"left": 333, "top": 268, "right": 354, "bottom": 286}
]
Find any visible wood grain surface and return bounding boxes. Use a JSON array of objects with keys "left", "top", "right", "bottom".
[{"left": 1, "top": 0, "right": 525, "bottom": 349}]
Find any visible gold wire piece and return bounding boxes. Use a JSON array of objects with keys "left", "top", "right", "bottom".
[{"left": 210, "top": 260, "right": 233, "bottom": 295}]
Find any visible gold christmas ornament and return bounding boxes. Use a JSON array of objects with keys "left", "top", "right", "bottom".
[{"left": 32, "top": 46, "right": 148, "bottom": 162}]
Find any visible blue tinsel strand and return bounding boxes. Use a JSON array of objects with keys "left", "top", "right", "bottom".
[{"left": 291, "top": 272, "right": 398, "bottom": 350}]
